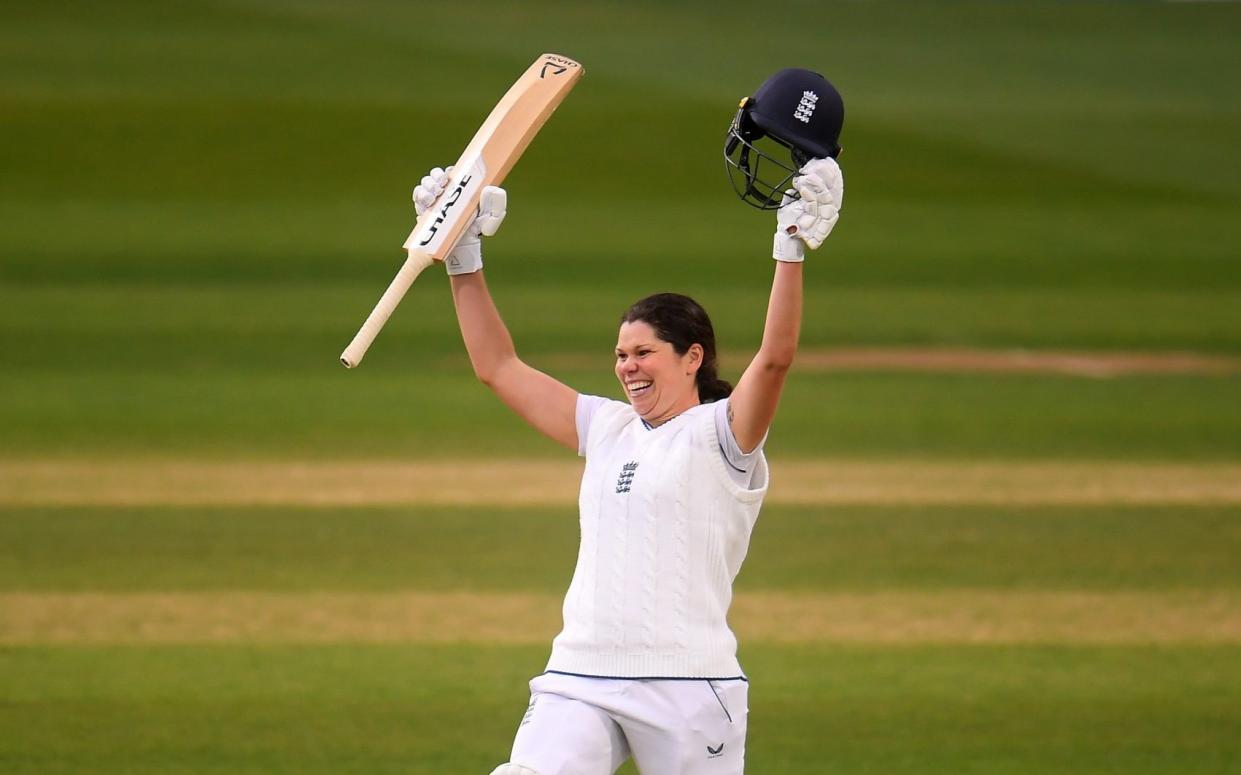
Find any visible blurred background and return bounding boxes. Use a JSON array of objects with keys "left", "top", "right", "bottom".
[{"left": 1, "top": 1, "right": 1238, "bottom": 772}]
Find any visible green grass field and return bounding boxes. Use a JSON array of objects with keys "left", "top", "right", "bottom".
[{"left": 2, "top": 0, "right": 1239, "bottom": 772}]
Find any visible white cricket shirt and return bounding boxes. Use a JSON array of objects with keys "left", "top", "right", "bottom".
[{"left": 545, "top": 395, "right": 769, "bottom": 679}]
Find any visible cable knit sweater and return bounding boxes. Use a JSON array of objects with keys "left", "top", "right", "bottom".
[{"left": 545, "top": 397, "right": 769, "bottom": 679}]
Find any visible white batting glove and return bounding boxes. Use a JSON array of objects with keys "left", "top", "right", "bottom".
[
  {"left": 446, "top": 186, "right": 506, "bottom": 275},
  {"left": 773, "top": 157, "right": 844, "bottom": 262},
  {"left": 411, "top": 166, "right": 508, "bottom": 275}
]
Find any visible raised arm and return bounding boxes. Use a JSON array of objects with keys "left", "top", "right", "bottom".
[
  {"left": 728, "top": 262, "right": 802, "bottom": 452},
  {"left": 450, "top": 270, "right": 578, "bottom": 451},
  {"left": 414, "top": 168, "right": 578, "bottom": 451},
  {"left": 728, "top": 158, "right": 843, "bottom": 452}
]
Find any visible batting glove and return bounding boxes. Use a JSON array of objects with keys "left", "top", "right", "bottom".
[
  {"left": 412, "top": 166, "right": 508, "bottom": 276},
  {"left": 773, "top": 157, "right": 844, "bottom": 262}
]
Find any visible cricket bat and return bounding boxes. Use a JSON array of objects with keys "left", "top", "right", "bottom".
[{"left": 340, "top": 53, "right": 584, "bottom": 368}]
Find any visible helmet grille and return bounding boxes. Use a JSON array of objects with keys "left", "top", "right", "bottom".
[{"left": 724, "top": 103, "right": 801, "bottom": 210}]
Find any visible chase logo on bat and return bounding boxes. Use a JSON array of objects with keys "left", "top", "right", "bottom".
[
  {"left": 417, "top": 173, "right": 474, "bottom": 247},
  {"left": 540, "top": 54, "right": 578, "bottom": 78}
]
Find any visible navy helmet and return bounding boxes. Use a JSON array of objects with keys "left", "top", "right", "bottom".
[{"left": 725, "top": 68, "right": 844, "bottom": 209}]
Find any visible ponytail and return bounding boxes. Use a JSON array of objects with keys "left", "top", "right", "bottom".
[{"left": 696, "top": 373, "right": 733, "bottom": 402}]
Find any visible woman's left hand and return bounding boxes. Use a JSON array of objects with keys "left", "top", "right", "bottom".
[{"left": 773, "top": 157, "right": 844, "bottom": 262}]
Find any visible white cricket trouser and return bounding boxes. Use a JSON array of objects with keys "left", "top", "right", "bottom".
[{"left": 508, "top": 671, "right": 749, "bottom": 775}]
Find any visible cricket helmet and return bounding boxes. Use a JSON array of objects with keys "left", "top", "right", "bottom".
[{"left": 725, "top": 68, "right": 844, "bottom": 209}]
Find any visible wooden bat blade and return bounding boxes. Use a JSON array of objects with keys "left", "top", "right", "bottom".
[
  {"left": 401, "top": 53, "right": 584, "bottom": 261},
  {"left": 340, "top": 53, "right": 584, "bottom": 369}
]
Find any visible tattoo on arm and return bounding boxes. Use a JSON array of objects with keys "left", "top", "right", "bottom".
[{"left": 727, "top": 403, "right": 734, "bottom": 425}]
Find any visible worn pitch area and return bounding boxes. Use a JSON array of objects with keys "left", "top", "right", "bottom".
[
  {"left": 3, "top": 590, "right": 1239, "bottom": 646},
  {"left": 5, "top": 458, "right": 1240, "bottom": 506}
]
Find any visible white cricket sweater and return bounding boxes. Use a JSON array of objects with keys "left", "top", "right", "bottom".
[{"left": 545, "top": 397, "right": 769, "bottom": 678}]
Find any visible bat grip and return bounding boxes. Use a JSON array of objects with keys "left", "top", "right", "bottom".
[{"left": 340, "top": 250, "right": 436, "bottom": 368}]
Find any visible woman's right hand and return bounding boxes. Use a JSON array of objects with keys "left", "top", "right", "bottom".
[{"left": 412, "top": 166, "right": 508, "bottom": 275}]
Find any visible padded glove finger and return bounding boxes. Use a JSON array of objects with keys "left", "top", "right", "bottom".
[
  {"left": 412, "top": 166, "right": 450, "bottom": 216},
  {"left": 785, "top": 158, "right": 844, "bottom": 251},
  {"left": 476, "top": 186, "right": 508, "bottom": 237},
  {"left": 801, "top": 157, "right": 844, "bottom": 207}
]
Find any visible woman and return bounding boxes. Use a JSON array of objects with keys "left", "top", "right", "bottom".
[{"left": 414, "top": 153, "right": 842, "bottom": 774}]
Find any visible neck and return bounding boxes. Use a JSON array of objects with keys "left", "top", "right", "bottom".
[{"left": 643, "top": 394, "right": 701, "bottom": 428}]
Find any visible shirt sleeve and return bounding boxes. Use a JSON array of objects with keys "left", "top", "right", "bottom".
[
  {"left": 576, "top": 394, "right": 611, "bottom": 457},
  {"left": 714, "top": 398, "right": 766, "bottom": 475}
]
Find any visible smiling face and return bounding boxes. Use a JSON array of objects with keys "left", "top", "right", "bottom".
[{"left": 614, "top": 320, "right": 703, "bottom": 426}]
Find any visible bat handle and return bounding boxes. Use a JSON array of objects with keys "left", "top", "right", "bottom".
[{"left": 340, "top": 249, "right": 436, "bottom": 368}]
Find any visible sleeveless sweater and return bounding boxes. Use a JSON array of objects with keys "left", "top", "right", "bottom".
[{"left": 546, "top": 399, "right": 769, "bottom": 678}]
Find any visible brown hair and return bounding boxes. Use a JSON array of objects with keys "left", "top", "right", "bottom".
[{"left": 619, "top": 293, "right": 732, "bottom": 402}]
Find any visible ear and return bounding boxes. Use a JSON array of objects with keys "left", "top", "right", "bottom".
[{"left": 685, "top": 343, "right": 704, "bottom": 375}]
